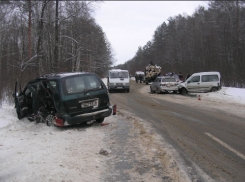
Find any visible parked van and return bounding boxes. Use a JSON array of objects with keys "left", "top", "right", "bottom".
[
  {"left": 107, "top": 69, "right": 130, "bottom": 93},
  {"left": 178, "top": 71, "right": 221, "bottom": 94}
]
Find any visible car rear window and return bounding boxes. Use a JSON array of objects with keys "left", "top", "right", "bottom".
[
  {"left": 162, "top": 78, "right": 176, "bottom": 82},
  {"left": 63, "top": 74, "right": 102, "bottom": 94}
]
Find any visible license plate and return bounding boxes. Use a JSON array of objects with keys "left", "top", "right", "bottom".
[
  {"left": 117, "top": 87, "right": 122, "bottom": 89},
  {"left": 80, "top": 99, "right": 98, "bottom": 108}
]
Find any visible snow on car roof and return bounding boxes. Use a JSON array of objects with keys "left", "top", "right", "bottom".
[{"left": 42, "top": 72, "right": 90, "bottom": 79}]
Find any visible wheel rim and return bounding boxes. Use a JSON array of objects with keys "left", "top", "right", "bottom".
[
  {"left": 182, "top": 88, "right": 187, "bottom": 95},
  {"left": 46, "top": 114, "right": 55, "bottom": 126}
]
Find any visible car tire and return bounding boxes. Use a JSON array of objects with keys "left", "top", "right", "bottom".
[
  {"left": 180, "top": 88, "right": 188, "bottom": 95},
  {"left": 210, "top": 87, "right": 218, "bottom": 92},
  {"left": 96, "top": 117, "right": 104, "bottom": 123}
]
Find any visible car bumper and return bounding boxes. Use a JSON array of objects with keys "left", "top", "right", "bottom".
[
  {"left": 57, "top": 107, "right": 112, "bottom": 126},
  {"left": 109, "top": 86, "right": 130, "bottom": 90},
  {"left": 160, "top": 86, "right": 178, "bottom": 92}
]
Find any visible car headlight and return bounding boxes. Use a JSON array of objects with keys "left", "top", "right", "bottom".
[
  {"left": 124, "top": 83, "right": 129, "bottom": 86},
  {"left": 109, "top": 83, "right": 115, "bottom": 86}
]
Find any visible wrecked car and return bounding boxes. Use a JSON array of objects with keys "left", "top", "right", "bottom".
[
  {"left": 150, "top": 76, "right": 179, "bottom": 94},
  {"left": 13, "top": 72, "right": 116, "bottom": 126}
]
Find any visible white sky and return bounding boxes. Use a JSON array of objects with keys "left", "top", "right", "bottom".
[{"left": 94, "top": 1, "right": 208, "bottom": 66}]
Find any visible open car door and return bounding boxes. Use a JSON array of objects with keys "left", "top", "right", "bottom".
[{"left": 13, "top": 82, "right": 35, "bottom": 119}]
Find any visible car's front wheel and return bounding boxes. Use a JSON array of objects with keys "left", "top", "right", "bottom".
[
  {"left": 180, "top": 88, "right": 188, "bottom": 95},
  {"left": 96, "top": 117, "right": 104, "bottom": 123}
]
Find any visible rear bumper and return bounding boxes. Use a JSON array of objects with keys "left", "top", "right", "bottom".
[
  {"left": 57, "top": 107, "right": 112, "bottom": 126},
  {"left": 160, "top": 86, "right": 178, "bottom": 92}
]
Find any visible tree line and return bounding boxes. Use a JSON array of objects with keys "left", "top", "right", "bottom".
[
  {"left": 0, "top": 1, "right": 114, "bottom": 106},
  {"left": 116, "top": 1, "right": 245, "bottom": 88}
]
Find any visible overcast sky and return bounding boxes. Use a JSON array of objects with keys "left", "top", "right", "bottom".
[{"left": 94, "top": 1, "right": 208, "bottom": 66}]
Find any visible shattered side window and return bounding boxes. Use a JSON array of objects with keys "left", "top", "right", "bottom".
[
  {"left": 24, "top": 88, "right": 31, "bottom": 96},
  {"left": 24, "top": 85, "right": 36, "bottom": 96},
  {"left": 49, "top": 81, "right": 57, "bottom": 89}
]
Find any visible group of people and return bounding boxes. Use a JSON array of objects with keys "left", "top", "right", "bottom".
[{"left": 165, "top": 72, "right": 191, "bottom": 81}]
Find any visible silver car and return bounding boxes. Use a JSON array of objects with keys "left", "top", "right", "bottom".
[{"left": 150, "top": 76, "right": 179, "bottom": 94}]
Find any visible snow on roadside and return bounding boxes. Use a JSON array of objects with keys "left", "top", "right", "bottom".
[
  {"left": 0, "top": 103, "right": 113, "bottom": 182},
  {"left": 196, "top": 87, "right": 245, "bottom": 105},
  {"left": 0, "top": 104, "right": 16, "bottom": 128}
]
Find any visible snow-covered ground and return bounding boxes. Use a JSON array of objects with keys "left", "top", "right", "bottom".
[
  {"left": 200, "top": 87, "right": 245, "bottom": 105},
  {"left": 129, "top": 77, "right": 245, "bottom": 105},
  {"left": 0, "top": 78, "right": 244, "bottom": 181}
]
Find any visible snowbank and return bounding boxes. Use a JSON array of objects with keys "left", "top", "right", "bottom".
[{"left": 196, "top": 87, "right": 245, "bottom": 105}]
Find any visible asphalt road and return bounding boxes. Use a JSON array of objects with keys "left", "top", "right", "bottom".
[{"left": 109, "top": 80, "right": 245, "bottom": 182}]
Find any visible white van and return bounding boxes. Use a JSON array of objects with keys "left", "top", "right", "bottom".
[
  {"left": 178, "top": 71, "right": 221, "bottom": 94},
  {"left": 107, "top": 69, "right": 130, "bottom": 93}
]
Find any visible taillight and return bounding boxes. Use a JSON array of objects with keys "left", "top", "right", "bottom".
[{"left": 55, "top": 116, "right": 64, "bottom": 126}]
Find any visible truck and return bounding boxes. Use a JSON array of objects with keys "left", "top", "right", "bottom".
[
  {"left": 135, "top": 71, "right": 145, "bottom": 83},
  {"left": 107, "top": 69, "right": 130, "bottom": 93},
  {"left": 145, "top": 64, "right": 162, "bottom": 84}
]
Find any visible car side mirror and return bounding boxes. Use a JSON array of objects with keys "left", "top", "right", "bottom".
[{"left": 187, "top": 81, "right": 190, "bottom": 83}]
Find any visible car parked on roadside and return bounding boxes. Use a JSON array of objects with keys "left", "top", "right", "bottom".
[
  {"left": 13, "top": 72, "right": 116, "bottom": 127},
  {"left": 150, "top": 76, "right": 179, "bottom": 94}
]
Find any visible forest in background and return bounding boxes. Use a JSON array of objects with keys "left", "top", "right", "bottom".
[
  {"left": 1, "top": 1, "right": 245, "bottom": 106},
  {"left": 0, "top": 1, "right": 114, "bottom": 106},
  {"left": 115, "top": 1, "right": 245, "bottom": 88}
]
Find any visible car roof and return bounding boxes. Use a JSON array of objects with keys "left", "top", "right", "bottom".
[
  {"left": 157, "top": 76, "right": 176, "bottom": 78},
  {"left": 109, "top": 69, "right": 128, "bottom": 72},
  {"left": 191, "top": 71, "right": 220, "bottom": 76},
  {"left": 27, "top": 72, "right": 92, "bottom": 84}
]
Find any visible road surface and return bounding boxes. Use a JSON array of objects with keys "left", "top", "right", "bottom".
[{"left": 108, "top": 79, "right": 245, "bottom": 182}]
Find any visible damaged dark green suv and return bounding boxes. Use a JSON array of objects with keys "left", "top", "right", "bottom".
[{"left": 13, "top": 72, "right": 115, "bottom": 126}]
